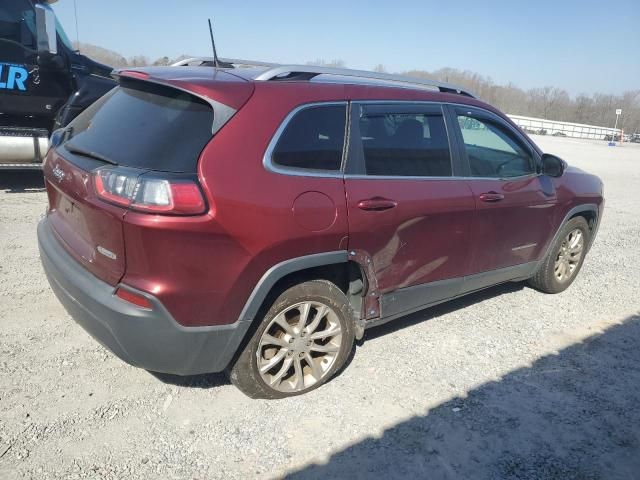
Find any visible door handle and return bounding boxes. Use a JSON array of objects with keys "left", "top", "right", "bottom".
[
  {"left": 479, "top": 191, "right": 505, "bottom": 202},
  {"left": 357, "top": 197, "right": 398, "bottom": 211}
]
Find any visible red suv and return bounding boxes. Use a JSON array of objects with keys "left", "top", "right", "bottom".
[{"left": 38, "top": 62, "right": 604, "bottom": 398}]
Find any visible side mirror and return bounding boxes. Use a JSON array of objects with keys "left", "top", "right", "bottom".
[
  {"left": 35, "top": 4, "right": 58, "bottom": 55},
  {"left": 541, "top": 153, "right": 567, "bottom": 178}
]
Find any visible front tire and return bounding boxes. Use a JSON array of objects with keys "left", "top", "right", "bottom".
[
  {"left": 529, "top": 216, "right": 590, "bottom": 294},
  {"left": 228, "top": 280, "right": 356, "bottom": 399}
]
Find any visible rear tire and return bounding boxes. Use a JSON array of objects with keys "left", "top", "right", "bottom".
[
  {"left": 228, "top": 280, "right": 355, "bottom": 399},
  {"left": 528, "top": 216, "right": 590, "bottom": 294}
]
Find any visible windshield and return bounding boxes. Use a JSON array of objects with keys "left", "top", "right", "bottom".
[
  {"left": 47, "top": 4, "right": 74, "bottom": 50},
  {"left": 0, "top": 0, "right": 36, "bottom": 53}
]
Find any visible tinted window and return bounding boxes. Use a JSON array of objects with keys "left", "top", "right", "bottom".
[
  {"left": 457, "top": 112, "right": 535, "bottom": 178},
  {"left": 63, "top": 81, "right": 215, "bottom": 172},
  {"left": 272, "top": 105, "right": 346, "bottom": 171},
  {"left": 359, "top": 109, "right": 451, "bottom": 177},
  {"left": 54, "top": 11, "right": 74, "bottom": 51},
  {"left": 0, "top": 0, "right": 37, "bottom": 63}
]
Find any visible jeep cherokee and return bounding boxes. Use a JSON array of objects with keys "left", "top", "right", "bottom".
[{"left": 38, "top": 62, "right": 604, "bottom": 398}]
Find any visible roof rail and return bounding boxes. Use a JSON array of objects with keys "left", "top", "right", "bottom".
[
  {"left": 171, "top": 57, "right": 279, "bottom": 68},
  {"left": 171, "top": 58, "right": 476, "bottom": 98},
  {"left": 253, "top": 65, "right": 476, "bottom": 98}
]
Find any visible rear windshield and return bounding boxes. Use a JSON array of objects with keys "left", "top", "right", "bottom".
[{"left": 63, "top": 80, "right": 215, "bottom": 172}]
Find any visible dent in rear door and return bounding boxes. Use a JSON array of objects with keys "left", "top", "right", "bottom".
[{"left": 344, "top": 102, "right": 476, "bottom": 319}]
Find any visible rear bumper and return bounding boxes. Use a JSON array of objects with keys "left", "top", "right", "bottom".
[{"left": 38, "top": 217, "right": 243, "bottom": 375}]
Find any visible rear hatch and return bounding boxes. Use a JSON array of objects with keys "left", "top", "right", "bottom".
[{"left": 43, "top": 68, "right": 254, "bottom": 286}]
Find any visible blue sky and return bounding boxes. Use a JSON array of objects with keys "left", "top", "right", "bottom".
[{"left": 52, "top": 0, "right": 639, "bottom": 96}]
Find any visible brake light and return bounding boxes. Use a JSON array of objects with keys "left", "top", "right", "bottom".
[
  {"left": 93, "top": 167, "right": 206, "bottom": 215},
  {"left": 118, "top": 70, "right": 150, "bottom": 80}
]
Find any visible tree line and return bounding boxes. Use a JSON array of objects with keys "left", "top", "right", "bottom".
[
  {"left": 73, "top": 43, "right": 186, "bottom": 68},
  {"left": 404, "top": 67, "right": 639, "bottom": 134},
  {"left": 76, "top": 45, "right": 640, "bottom": 134},
  {"left": 311, "top": 60, "right": 639, "bottom": 133}
]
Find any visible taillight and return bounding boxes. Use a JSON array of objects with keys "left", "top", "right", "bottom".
[
  {"left": 94, "top": 168, "right": 138, "bottom": 207},
  {"left": 93, "top": 167, "right": 206, "bottom": 215}
]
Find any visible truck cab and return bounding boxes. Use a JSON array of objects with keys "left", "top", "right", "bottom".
[{"left": 0, "top": 0, "right": 115, "bottom": 168}]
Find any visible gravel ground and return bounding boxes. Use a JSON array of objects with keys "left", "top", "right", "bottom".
[{"left": 1, "top": 136, "right": 639, "bottom": 479}]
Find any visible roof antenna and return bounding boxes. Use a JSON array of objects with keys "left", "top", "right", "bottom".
[
  {"left": 73, "top": 0, "right": 80, "bottom": 52},
  {"left": 208, "top": 18, "right": 220, "bottom": 68}
]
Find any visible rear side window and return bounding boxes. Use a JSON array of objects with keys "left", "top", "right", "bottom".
[
  {"left": 63, "top": 81, "right": 215, "bottom": 172},
  {"left": 271, "top": 104, "right": 346, "bottom": 172},
  {"left": 359, "top": 108, "right": 452, "bottom": 177}
]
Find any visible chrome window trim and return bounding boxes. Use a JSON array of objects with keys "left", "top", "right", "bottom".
[
  {"left": 350, "top": 100, "right": 539, "bottom": 160},
  {"left": 351, "top": 99, "right": 539, "bottom": 158},
  {"left": 344, "top": 174, "right": 460, "bottom": 181},
  {"left": 262, "top": 99, "right": 541, "bottom": 181},
  {"left": 343, "top": 174, "right": 540, "bottom": 181},
  {"left": 262, "top": 101, "right": 348, "bottom": 179},
  {"left": 346, "top": 101, "right": 539, "bottom": 181}
]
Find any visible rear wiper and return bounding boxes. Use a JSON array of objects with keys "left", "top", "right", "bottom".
[{"left": 64, "top": 142, "right": 118, "bottom": 165}]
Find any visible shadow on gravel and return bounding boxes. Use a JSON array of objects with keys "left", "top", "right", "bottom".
[
  {"left": 287, "top": 314, "right": 640, "bottom": 480},
  {"left": 149, "top": 371, "right": 229, "bottom": 389},
  {"left": 0, "top": 170, "right": 45, "bottom": 193},
  {"left": 149, "top": 284, "right": 525, "bottom": 392},
  {"left": 149, "top": 284, "right": 526, "bottom": 392}
]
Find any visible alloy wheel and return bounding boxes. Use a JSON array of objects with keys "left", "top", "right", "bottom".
[
  {"left": 256, "top": 301, "right": 343, "bottom": 393},
  {"left": 554, "top": 228, "right": 584, "bottom": 282}
]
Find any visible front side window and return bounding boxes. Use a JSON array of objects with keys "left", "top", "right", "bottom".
[
  {"left": 359, "top": 108, "right": 452, "bottom": 177},
  {"left": 456, "top": 111, "right": 535, "bottom": 178},
  {"left": 271, "top": 104, "right": 346, "bottom": 172}
]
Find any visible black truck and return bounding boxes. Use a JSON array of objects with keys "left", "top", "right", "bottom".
[{"left": 0, "top": 0, "right": 116, "bottom": 169}]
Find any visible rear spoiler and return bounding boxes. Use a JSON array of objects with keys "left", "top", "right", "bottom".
[{"left": 113, "top": 70, "right": 240, "bottom": 135}]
